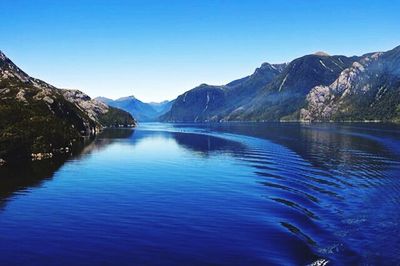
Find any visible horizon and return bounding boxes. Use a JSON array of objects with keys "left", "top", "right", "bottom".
[
  {"left": 1, "top": 0, "right": 399, "bottom": 102},
  {"left": 2, "top": 45, "right": 399, "bottom": 104},
  {"left": 1, "top": 2, "right": 400, "bottom": 265}
]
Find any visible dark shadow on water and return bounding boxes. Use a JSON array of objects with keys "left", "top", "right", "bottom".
[
  {"left": 171, "top": 132, "right": 247, "bottom": 156},
  {"left": 0, "top": 124, "right": 399, "bottom": 265},
  {"left": 0, "top": 158, "right": 67, "bottom": 209},
  {"left": 167, "top": 123, "right": 400, "bottom": 265},
  {"left": 0, "top": 128, "right": 135, "bottom": 209},
  {"left": 172, "top": 122, "right": 400, "bottom": 171}
]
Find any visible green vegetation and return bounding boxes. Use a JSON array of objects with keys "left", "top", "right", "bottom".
[
  {"left": 0, "top": 82, "right": 135, "bottom": 162},
  {"left": 0, "top": 88, "right": 82, "bottom": 160},
  {"left": 98, "top": 107, "right": 136, "bottom": 127}
]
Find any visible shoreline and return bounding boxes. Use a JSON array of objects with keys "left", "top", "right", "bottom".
[{"left": 158, "top": 120, "right": 400, "bottom": 124}]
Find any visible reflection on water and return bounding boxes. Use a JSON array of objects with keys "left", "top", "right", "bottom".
[
  {"left": 0, "top": 130, "right": 134, "bottom": 207},
  {"left": 0, "top": 159, "right": 64, "bottom": 209},
  {"left": 0, "top": 123, "right": 399, "bottom": 265}
]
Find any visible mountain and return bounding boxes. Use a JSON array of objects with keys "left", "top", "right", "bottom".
[
  {"left": 96, "top": 96, "right": 174, "bottom": 122},
  {"left": 148, "top": 100, "right": 175, "bottom": 114},
  {"left": 233, "top": 54, "right": 358, "bottom": 121},
  {"left": 94, "top": 96, "right": 114, "bottom": 105},
  {"left": 0, "top": 51, "right": 136, "bottom": 164},
  {"left": 300, "top": 46, "right": 400, "bottom": 122},
  {"left": 61, "top": 90, "right": 136, "bottom": 127},
  {"left": 161, "top": 45, "right": 400, "bottom": 122},
  {"left": 160, "top": 62, "right": 287, "bottom": 122}
]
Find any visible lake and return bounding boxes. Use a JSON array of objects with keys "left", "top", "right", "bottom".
[{"left": 0, "top": 123, "right": 399, "bottom": 265}]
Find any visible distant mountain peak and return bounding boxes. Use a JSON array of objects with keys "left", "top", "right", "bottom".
[
  {"left": 199, "top": 83, "right": 210, "bottom": 87},
  {"left": 95, "top": 96, "right": 112, "bottom": 101},
  {"left": 313, "top": 51, "right": 330, "bottom": 56},
  {"left": 96, "top": 94, "right": 174, "bottom": 122},
  {"left": 116, "top": 95, "right": 136, "bottom": 101}
]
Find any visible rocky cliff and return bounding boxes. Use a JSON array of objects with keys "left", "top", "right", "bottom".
[
  {"left": 0, "top": 51, "right": 135, "bottom": 164},
  {"left": 300, "top": 46, "right": 400, "bottom": 122},
  {"left": 162, "top": 45, "right": 400, "bottom": 123}
]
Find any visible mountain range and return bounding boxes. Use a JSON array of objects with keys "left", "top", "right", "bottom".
[
  {"left": 95, "top": 96, "right": 174, "bottom": 122},
  {"left": 0, "top": 51, "right": 135, "bottom": 164},
  {"left": 1, "top": 45, "right": 400, "bottom": 164},
  {"left": 161, "top": 45, "right": 400, "bottom": 122}
]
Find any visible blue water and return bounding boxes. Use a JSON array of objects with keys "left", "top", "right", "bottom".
[{"left": 0, "top": 123, "right": 399, "bottom": 265}]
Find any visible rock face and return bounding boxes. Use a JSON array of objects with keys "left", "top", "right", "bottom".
[
  {"left": 232, "top": 54, "right": 357, "bottom": 121},
  {"left": 161, "top": 54, "right": 357, "bottom": 122},
  {"left": 162, "top": 45, "right": 400, "bottom": 122},
  {"left": 62, "top": 89, "right": 109, "bottom": 122},
  {"left": 301, "top": 46, "right": 400, "bottom": 122},
  {"left": 62, "top": 90, "right": 136, "bottom": 128},
  {"left": 0, "top": 50, "right": 136, "bottom": 162}
]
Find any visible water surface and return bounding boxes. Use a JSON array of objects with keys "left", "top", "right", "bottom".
[{"left": 0, "top": 123, "right": 399, "bottom": 265}]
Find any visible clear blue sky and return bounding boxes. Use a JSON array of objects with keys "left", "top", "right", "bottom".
[{"left": 1, "top": 0, "right": 399, "bottom": 102}]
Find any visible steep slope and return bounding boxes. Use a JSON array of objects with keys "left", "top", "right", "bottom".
[
  {"left": 96, "top": 96, "right": 174, "bottom": 122},
  {"left": 0, "top": 51, "right": 135, "bottom": 163},
  {"left": 161, "top": 63, "right": 285, "bottom": 122},
  {"left": 300, "top": 46, "right": 400, "bottom": 122},
  {"left": 161, "top": 52, "right": 366, "bottom": 122},
  {"left": 228, "top": 54, "right": 358, "bottom": 121},
  {"left": 62, "top": 90, "right": 136, "bottom": 127},
  {"left": 162, "top": 84, "right": 227, "bottom": 122}
]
